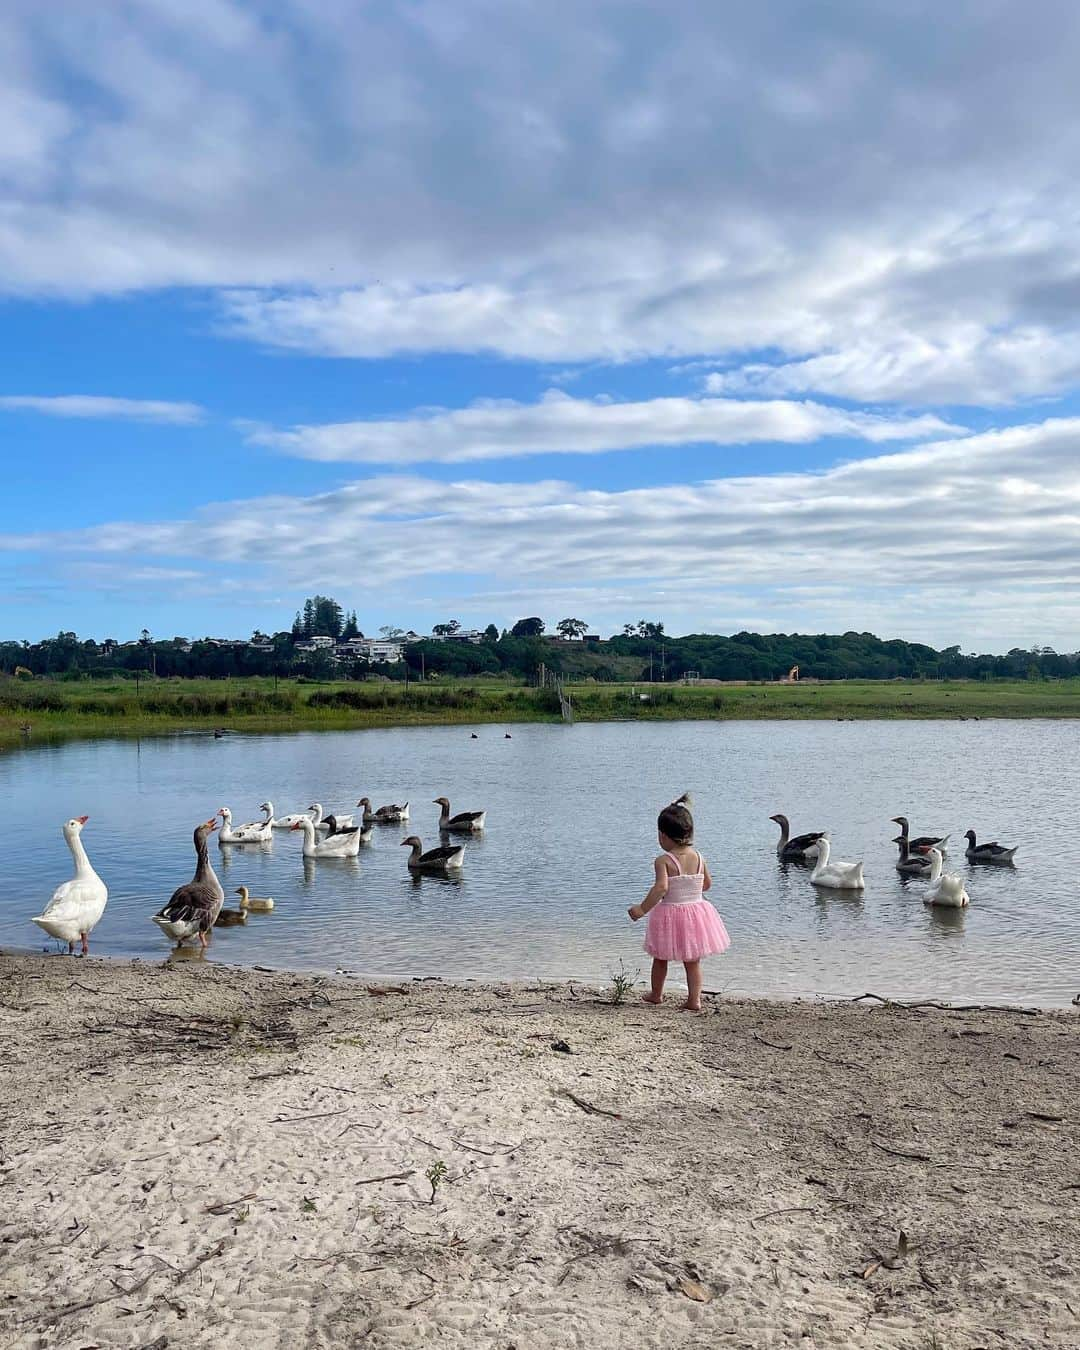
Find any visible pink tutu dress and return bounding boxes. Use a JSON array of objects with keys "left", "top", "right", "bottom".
[{"left": 644, "top": 850, "right": 731, "bottom": 962}]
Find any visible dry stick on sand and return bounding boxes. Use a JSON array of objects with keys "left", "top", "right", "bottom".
[
  {"left": 752, "top": 1032, "right": 794, "bottom": 1051},
  {"left": 560, "top": 1089, "right": 622, "bottom": 1120},
  {"left": 849, "top": 992, "right": 1041, "bottom": 1016},
  {"left": 355, "top": 1170, "right": 416, "bottom": 1186},
  {"left": 40, "top": 1241, "right": 226, "bottom": 1325}
]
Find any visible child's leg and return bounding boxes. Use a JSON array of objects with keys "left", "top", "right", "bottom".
[
  {"left": 642, "top": 958, "right": 668, "bottom": 1004},
  {"left": 681, "top": 960, "right": 703, "bottom": 1011}
]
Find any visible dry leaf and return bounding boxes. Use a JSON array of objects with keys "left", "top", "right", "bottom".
[
  {"left": 860, "top": 1260, "right": 882, "bottom": 1280},
  {"left": 678, "top": 1277, "right": 713, "bottom": 1303}
]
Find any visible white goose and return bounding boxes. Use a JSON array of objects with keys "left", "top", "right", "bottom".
[
  {"left": 31, "top": 817, "right": 109, "bottom": 956},
  {"left": 236, "top": 801, "right": 274, "bottom": 832},
  {"left": 290, "top": 817, "right": 361, "bottom": 859},
  {"left": 804, "top": 836, "right": 865, "bottom": 890},
  {"left": 217, "top": 806, "right": 273, "bottom": 844},
  {"left": 920, "top": 847, "right": 970, "bottom": 908},
  {"left": 308, "top": 803, "right": 355, "bottom": 832},
  {"left": 265, "top": 801, "right": 313, "bottom": 829}
]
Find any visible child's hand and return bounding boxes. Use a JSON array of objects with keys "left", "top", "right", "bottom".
[{"left": 627, "top": 904, "right": 644, "bottom": 921}]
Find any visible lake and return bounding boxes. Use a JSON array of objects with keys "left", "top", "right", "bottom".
[{"left": 2, "top": 720, "right": 1076, "bottom": 1006}]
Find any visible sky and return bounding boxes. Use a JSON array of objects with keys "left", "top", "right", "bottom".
[{"left": 3, "top": 1, "right": 1080, "bottom": 651}]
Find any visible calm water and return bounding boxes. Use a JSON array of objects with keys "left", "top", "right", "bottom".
[{"left": 2, "top": 721, "right": 1076, "bottom": 1005}]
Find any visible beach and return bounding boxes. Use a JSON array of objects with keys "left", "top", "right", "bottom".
[{"left": 1, "top": 954, "right": 1077, "bottom": 1349}]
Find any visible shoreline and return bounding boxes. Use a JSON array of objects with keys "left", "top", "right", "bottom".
[{"left": 2, "top": 953, "right": 1077, "bottom": 1348}]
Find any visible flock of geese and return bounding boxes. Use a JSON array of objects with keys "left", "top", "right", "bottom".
[
  {"left": 770, "top": 812, "right": 1018, "bottom": 908},
  {"left": 30, "top": 794, "right": 487, "bottom": 955},
  {"left": 29, "top": 796, "right": 1019, "bottom": 959}
]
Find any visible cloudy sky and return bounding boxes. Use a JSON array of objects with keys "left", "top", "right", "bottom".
[{"left": 4, "top": 0, "right": 1080, "bottom": 648}]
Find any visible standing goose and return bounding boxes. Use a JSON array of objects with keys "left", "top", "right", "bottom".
[
  {"left": 217, "top": 806, "right": 273, "bottom": 844},
  {"left": 152, "top": 819, "right": 225, "bottom": 947},
  {"left": 804, "top": 837, "right": 865, "bottom": 890},
  {"left": 433, "top": 797, "right": 486, "bottom": 833},
  {"left": 401, "top": 835, "right": 466, "bottom": 872},
  {"left": 769, "top": 813, "right": 826, "bottom": 859},
  {"left": 891, "top": 816, "right": 950, "bottom": 854},
  {"left": 964, "top": 830, "right": 1018, "bottom": 864},
  {"left": 919, "top": 847, "right": 970, "bottom": 907},
  {"left": 290, "top": 817, "right": 361, "bottom": 858},
  {"left": 356, "top": 796, "right": 410, "bottom": 824},
  {"left": 31, "top": 817, "right": 109, "bottom": 956},
  {"left": 893, "top": 834, "right": 932, "bottom": 876}
]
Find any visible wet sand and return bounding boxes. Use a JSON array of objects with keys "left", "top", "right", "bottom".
[{"left": 1, "top": 952, "right": 1077, "bottom": 1348}]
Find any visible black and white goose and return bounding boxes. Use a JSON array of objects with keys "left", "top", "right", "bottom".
[
  {"left": 769, "top": 813, "right": 826, "bottom": 859},
  {"left": 401, "top": 835, "right": 466, "bottom": 872},
  {"left": 964, "top": 830, "right": 1018, "bottom": 864},
  {"left": 891, "top": 816, "right": 950, "bottom": 854},
  {"left": 434, "top": 797, "right": 486, "bottom": 832},
  {"left": 323, "top": 813, "right": 373, "bottom": 844}
]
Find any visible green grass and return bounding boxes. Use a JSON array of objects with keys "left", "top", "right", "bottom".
[{"left": 3, "top": 674, "right": 1080, "bottom": 746}]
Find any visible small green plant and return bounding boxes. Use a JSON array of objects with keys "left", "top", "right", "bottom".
[
  {"left": 425, "top": 1160, "right": 449, "bottom": 1204},
  {"left": 300, "top": 1196, "right": 317, "bottom": 1213},
  {"left": 609, "top": 962, "right": 637, "bottom": 1006}
]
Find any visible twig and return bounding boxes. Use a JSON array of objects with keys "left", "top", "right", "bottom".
[
  {"left": 751, "top": 1205, "right": 818, "bottom": 1224},
  {"left": 134, "top": 1134, "right": 219, "bottom": 1162},
  {"left": 848, "top": 992, "right": 1040, "bottom": 1016},
  {"left": 175, "top": 1240, "right": 227, "bottom": 1285},
  {"left": 869, "top": 1137, "right": 932, "bottom": 1163},
  {"left": 450, "top": 1138, "right": 522, "bottom": 1156},
  {"left": 355, "top": 1170, "right": 416, "bottom": 1185},
  {"left": 813, "top": 1048, "right": 860, "bottom": 1070},
  {"left": 753, "top": 1032, "right": 794, "bottom": 1051},
  {"left": 560, "top": 1089, "right": 622, "bottom": 1120},
  {"left": 204, "top": 1192, "right": 257, "bottom": 1215},
  {"left": 271, "top": 1108, "right": 349, "bottom": 1124}
]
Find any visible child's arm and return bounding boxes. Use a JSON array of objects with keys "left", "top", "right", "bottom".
[
  {"left": 701, "top": 858, "right": 712, "bottom": 892},
  {"left": 628, "top": 857, "right": 669, "bottom": 921}
]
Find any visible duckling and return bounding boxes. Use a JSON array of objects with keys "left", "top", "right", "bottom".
[
  {"left": 214, "top": 907, "right": 248, "bottom": 927},
  {"left": 235, "top": 885, "right": 275, "bottom": 912}
]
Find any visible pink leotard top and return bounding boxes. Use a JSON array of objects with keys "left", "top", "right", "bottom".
[{"left": 660, "top": 850, "right": 705, "bottom": 905}]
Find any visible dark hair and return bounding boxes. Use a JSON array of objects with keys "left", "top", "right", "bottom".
[{"left": 657, "top": 803, "right": 693, "bottom": 844}]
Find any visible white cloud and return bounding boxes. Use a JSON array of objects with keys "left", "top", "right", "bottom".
[
  {"left": 252, "top": 391, "right": 963, "bottom": 464},
  {"left": 0, "top": 395, "right": 204, "bottom": 424},
  {"left": 8, "top": 417, "right": 1080, "bottom": 649},
  {"left": 2, "top": 4, "right": 1080, "bottom": 400}
]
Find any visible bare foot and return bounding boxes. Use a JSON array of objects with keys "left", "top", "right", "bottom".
[
  {"left": 641, "top": 994, "right": 663, "bottom": 1005},
  {"left": 679, "top": 1001, "right": 703, "bottom": 1013}
]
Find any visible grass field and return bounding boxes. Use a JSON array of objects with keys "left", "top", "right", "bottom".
[{"left": 4, "top": 674, "right": 1080, "bottom": 746}]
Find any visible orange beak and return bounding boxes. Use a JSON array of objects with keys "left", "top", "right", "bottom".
[
  {"left": 76, "top": 815, "right": 89, "bottom": 825},
  {"left": 204, "top": 817, "right": 218, "bottom": 831}
]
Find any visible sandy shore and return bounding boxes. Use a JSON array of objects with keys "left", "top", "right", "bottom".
[{"left": 1, "top": 954, "right": 1077, "bottom": 1349}]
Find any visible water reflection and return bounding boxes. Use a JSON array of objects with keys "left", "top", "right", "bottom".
[{"left": 2, "top": 720, "right": 1076, "bottom": 1005}]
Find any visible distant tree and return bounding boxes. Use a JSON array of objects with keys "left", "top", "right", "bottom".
[
  {"left": 380, "top": 625, "right": 405, "bottom": 639},
  {"left": 511, "top": 616, "right": 545, "bottom": 637},
  {"left": 484, "top": 623, "right": 499, "bottom": 642},
  {"left": 556, "top": 618, "right": 588, "bottom": 640},
  {"left": 432, "top": 619, "right": 462, "bottom": 636},
  {"left": 292, "top": 612, "right": 303, "bottom": 639},
  {"left": 301, "top": 599, "right": 316, "bottom": 637},
  {"left": 342, "top": 610, "right": 360, "bottom": 640}
]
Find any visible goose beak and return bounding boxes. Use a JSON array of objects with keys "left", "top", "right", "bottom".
[
  {"left": 205, "top": 818, "right": 217, "bottom": 831},
  {"left": 76, "top": 815, "right": 89, "bottom": 825}
]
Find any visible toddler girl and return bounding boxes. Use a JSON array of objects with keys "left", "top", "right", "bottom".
[{"left": 628, "top": 801, "right": 730, "bottom": 1011}]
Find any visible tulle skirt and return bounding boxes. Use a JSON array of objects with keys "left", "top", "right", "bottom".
[{"left": 644, "top": 899, "right": 731, "bottom": 962}]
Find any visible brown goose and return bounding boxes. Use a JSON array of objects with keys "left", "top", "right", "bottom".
[
  {"left": 892, "top": 816, "right": 950, "bottom": 853},
  {"left": 401, "top": 835, "right": 465, "bottom": 872},
  {"left": 893, "top": 834, "right": 932, "bottom": 875},
  {"left": 323, "top": 813, "right": 373, "bottom": 844},
  {"left": 433, "top": 796, "right": 486, "bottom": 832},
  {"left": 152, "top": 819, "right": 225, "bottom": 948},
  {"left": 769, "top": 813, "right": 825, "bottom": 859},
  {"left": 355, "top": 796, "right": 410, "bottom": 824}
]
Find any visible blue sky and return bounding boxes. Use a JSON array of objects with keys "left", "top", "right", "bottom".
[{"left": 4, "top": 1, "right": 1080, "bottom": 650}]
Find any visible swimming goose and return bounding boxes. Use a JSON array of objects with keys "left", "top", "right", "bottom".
[
  {"left": 152, "top": 819, "right": 225, "bottom": 947},
  {"left": 217, "top": 806, "right": 273, "bottom": 844},
  {"left": 433, "top": 797, "right": 486, "bottom": 832},
  {"left": 236, "top": 802, "right": 274, "bottom": 832},
  {"left": 214, "top": 907, "right": 248, "bottom": 927},
  {"left": 355, "top": 796, "right": 410, "bottom": 824},
  {"left": 769, "top": 813, "right": 826, "bottom": 860},
  {"left": 290, "top": 817, "right": 361, "bottom": 858},
  {"left": 266, "top": 802, "right": 312, "bottom": 829},
  {"left": 308, "top": 803, "right": 355, "bottom": 832},
  {"left": 893, "top": 834, "right": 932, "bottom": 876},
  {"left": 891, "top": 816, "right": 950, "bottom": 854},
  {"left": 323, "top": 813, "right": 373, "bottom": 843},
  {"left": 31, "top": 817, "right": 109, "bottom": 956},
  {"left": 401, "top": 835, "right": 466, "bottom": 872},
  {"left": 918, "top": 847, "right": 970, "bottom": 907},
  {"left": 804, "top": 837, "right": 865, "bottom": 890},
  {"left": 235, "top": 886, "right": 275, "bottom": 912},
  {"left": 964, "top": 830, "right": 1018, "bottom": 864}
]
